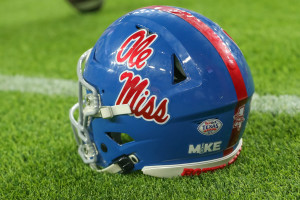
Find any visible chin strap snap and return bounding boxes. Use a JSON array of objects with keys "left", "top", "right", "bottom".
[{"left": 90, "top": 154, "right": 139, "bottom": 174}]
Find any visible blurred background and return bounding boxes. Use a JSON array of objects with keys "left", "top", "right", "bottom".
[{"left": 1, "top": 0, "right": 299, "bottom": 95}]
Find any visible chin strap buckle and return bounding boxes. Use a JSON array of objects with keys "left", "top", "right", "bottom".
[
  {"left": 90, "top": 154, "right": 139, "bottom": 174},
  {"left": 115, "top": 154, "right": 138, "bottom": 173}
]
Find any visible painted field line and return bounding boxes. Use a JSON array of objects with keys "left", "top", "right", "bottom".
[
  {"left": 251, "top": 93, "right": 300, "bottom": 115},
  {"left": 0, "top": 74, "right": 299, "bottom": 115},
  {"left": 0, "top": 74, "right": 77, "bottom": 96}
]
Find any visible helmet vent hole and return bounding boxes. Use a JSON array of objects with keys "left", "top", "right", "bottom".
[
  {"left": 136, "top": 25, "right": 142, "bottom": 29},
  {"left": 106, "top": 132, "right": 135, "bottom": 145},
  {"left": 173, "top": 54, "right": 187, "bottom": 84},
  {"left": 135, "top": 25, "right": 153, "bottom": 36}
]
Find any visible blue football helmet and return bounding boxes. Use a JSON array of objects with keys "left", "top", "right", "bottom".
[{"left": 69, "top": 6, "right": 254, "bottom": 178}]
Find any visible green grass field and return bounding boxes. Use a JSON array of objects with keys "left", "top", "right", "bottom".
[{"left": 0, "top": 0, "right": 299, "bottom": 199}]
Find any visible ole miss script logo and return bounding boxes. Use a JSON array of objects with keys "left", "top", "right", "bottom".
[
  {"left": 116, "top": 29, "right": 157, "bottom": 70},
  {"left": 115, "top": 30, "right": 170, "bottom": 124}
]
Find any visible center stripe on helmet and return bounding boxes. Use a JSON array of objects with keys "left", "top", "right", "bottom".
[{"left": 144, "top": 6, "right": 248, "bottom": 101}]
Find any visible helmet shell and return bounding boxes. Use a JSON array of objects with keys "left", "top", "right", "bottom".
[{"left": 83, "top": 6, "right": 254, "bottom": 170}]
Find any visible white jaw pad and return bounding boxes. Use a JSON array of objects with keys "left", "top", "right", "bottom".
[{"left": 141, "top": 139, "right": 243, "bottom": 178}]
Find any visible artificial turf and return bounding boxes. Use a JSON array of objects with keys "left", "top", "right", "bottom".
[{"left": 0, "top": 0, "right": 299, "bottom": 199}]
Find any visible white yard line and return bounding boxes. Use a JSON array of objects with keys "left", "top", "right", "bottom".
[
  {"left": 0, "top": 74, "right": 299, "bottom": 115},
  {"left": 251, "top": 93, "right": 300, "bottom": 115},
  {"left": 0, "top": 74, "right": 77, "bottom": 96}
]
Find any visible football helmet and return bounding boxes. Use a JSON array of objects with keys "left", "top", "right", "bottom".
[{"left": 69, "top": 6, "right": 254, "bottom": 178}]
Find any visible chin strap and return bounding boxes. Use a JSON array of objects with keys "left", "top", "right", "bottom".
[
  {"left": 96, "top": 104, "right": 132, "bottom": 119},
  {"left": 83, "top": 93, "right": 132, "bottom": 119},
  {"left": 89, "top": 154, "right": 139, "bottom": 174}
]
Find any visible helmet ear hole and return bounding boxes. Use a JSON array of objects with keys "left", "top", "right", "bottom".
[
  {"left": 101, "top": 143, "right": 108, "bottom": 152},
  {"left": 106, "top": 132, "right": 135, "bottom": 145},
  {"left": 173, "top": 54, "right": 187, "bottom": 84}
]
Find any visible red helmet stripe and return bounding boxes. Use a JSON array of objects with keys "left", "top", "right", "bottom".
[{"left": 144, "top": 6, "right": 248, "bottom": 101}]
